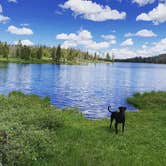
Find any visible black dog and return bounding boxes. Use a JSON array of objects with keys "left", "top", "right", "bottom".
[{"left": 108, "top": 106, "right": 126, "bottom": 134}]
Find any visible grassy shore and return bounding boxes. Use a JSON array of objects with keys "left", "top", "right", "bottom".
[
  {"left": 0, "top": 57, "right": 111, "bottom": 65},
  {"left": 0, "top": 91, "right": 165, "bottom": 166}
]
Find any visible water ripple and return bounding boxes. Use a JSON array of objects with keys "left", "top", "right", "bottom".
[{"left": 0, "top": 63, "right": 166, "bottom": 119}]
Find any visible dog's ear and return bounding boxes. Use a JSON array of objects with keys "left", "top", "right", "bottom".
[
  {"left": 119, "top": 106, "right": 126, "bottom": 111},
  {"left": 118, "top": 106, "right": 122, "bottom": 110},
  {"left": 123, "top": 107, "right": 127, "bottom": 111}
]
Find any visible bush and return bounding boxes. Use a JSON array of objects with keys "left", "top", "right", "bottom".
[{"left": 0, "top": 91, "right": 64, "bottom": 166}]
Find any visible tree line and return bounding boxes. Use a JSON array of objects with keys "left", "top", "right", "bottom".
[
  {"left": 0, "top": 40, "right": 113, "bottom": 63},
  {"left": 116, "top": 54, "right": 166, "bottom": 64}
]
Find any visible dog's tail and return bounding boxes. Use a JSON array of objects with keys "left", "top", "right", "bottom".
[{"left": 108, "top": 105, "right": 112, "bottom": 113}]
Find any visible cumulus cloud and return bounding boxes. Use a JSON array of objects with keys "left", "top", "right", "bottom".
[
  {"left": 136, "top": 3, "right": 166, "bottom": 25},
  {"left": 0, "top": 4, "right": 10, "bottom": 23},
  {"left": 125, "top": 29, "right": 157, "bottom": 37},
  {"left": 56, "top": 29, "right": 110, "bottom": 50},
  {"left": 111, "top": 48, "right": 137, "bottom": 59},
  {"left": 101, "top": 34, "right": 116, "bottom": 40},
  {"left": 20, "top": 23, "right": 29, "bottom": 27},
  {"left": 8, "top": 0, "right": 17, "bottom": 3},
  {"left": 121, "top": 38, "right": 133, "bottom": 46},
  {"left": 14, "top": 39, "right": 34, "bottom": 46},
  {"left": 0, "top": 15, "right": 10, "bottom": 23},
  {"left": 136, "top": 29, "right": 157, "bottom": 37},
  {"left": 110, "top": 37, "right": 166, "bottom": 59},
  {"left": 7, "top": 25, "right": 33, "bottom": 35},
  {"left": 152, "top": 37, "right": 166, "bottom": 53},
  {"left": 133, "top": 0, "right": 155, "bottom": 6},
  {"left": 101, "top": 34, "right": 116, "bottom": 44},
  {"left": 136, "top": 38, "right": 166, "bottom": 57},
  {"left": 60, "top": 0, "right": 126, "bottom": 21},
  {"left": 124, "top": 32, "right": 133, "bottom": 38}
]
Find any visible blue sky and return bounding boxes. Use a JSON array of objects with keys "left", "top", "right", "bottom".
[{"left": 0, "top": 0, "right": 166, "bottom": 58}]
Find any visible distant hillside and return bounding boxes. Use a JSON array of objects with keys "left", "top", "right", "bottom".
[{"left": 116, "top": 54, "right": 166, "bottom": 64}]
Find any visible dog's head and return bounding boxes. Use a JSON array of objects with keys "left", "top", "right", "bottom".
[{"left": 118, "top": 106, "right": 127, "bottom": 113}]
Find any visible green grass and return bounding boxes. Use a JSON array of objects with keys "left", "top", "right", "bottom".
[
  {"left": 0, "top": 91, "right": 166, "bottom": 166},
  {"left": 0, "top": 57, "right": 111, "bottom": 65}
]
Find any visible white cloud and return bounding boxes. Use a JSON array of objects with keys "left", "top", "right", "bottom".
[
  {"left": 109, "top": 40, "right": 117, "bottom": 45},
  {"left": 85, "top": 41, "right": 110, "bottom": 50},
  {"left": 152, "top": 37, "right": 166, "bottom": 53},
  {"left": 136, "top": 29, "right": 157, "bottom": 37},
  {"left": 101, "top": 34, "right": 116, "bottom": 40},
  {"left": 124, "top": 32, "right": 133, "bottom": 38},
  {"left": 141, "top": 44, "right": 147, "bottom": 49},
  {"left": 121, "top": 38, "right": 134, "bottom": 46},
  {"left": 7, "top": 25, "right": 33, "bottom": 35},
  {"left": 110, "top": 48, "right": 137, "bottom": 59},
  {"left": 56, "top": 29, "right": 110, "bottom": 50},
  {"left": 125, "top": 29, "right": 157, "bottom": 37},
  {"left": 0, "top": 15, "right": 10, "bottom": 23},
  {"left": 60, "top": 0, "right": 126, "bottom": 21},
  {"left": 136, "top": 3, "right": 166, "bottom": 25},
  {"left": 57, "top": 30, "right": 92, "bottom": 41},
  {"left": 0, "top": 4, "right": 10, "bottom": 23},
  {"left": 111, "top": 37, "right": 166, "bottom": 59},
  {"left": 133, "top": 0, "right": 155, "bottom": 6},
  {"left": 14, "top": 39, "right": 34, "bottom": 46},
  {"left": 138, "top": 38, "right": 166, "bottom": 57},
  {"left": 101, "top": 34, "right": 116, "bottom": 44},
  {"left": 20, "top": 23, "right": 29, "bottom": 27},
  {"left": 8, "top": 0, "right": 17, "bottom": 3}
]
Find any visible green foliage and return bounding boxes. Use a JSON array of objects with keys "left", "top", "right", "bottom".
[
  {"left": 117, "top": 54, "right": 166, "bottom": 64},
  {"left": 0, "top": 91, "right": 166, "bottom": 165},
  {"left": 36, "top": 47, "right": 43, "bottom": 59},
  {"left": 55, "top": 45, "right": 61, "bottom": 63},
  {"left": 93, "top": 52, "right": 98, "bottom": 61},
  {"left": 0, "top": 42, "right": 9, "bottom": 59},
  {"left": 51, "top": 47, "right": 56, "bottom": 61},
  {"left": 127, "top": 91, "right": 166, "bottom": 110},
  {"left": 16, "top": 40, "right": 22, "bottom": 58},
  {"left": 20, "top": 46, "right": 31, "bottom": 60},
  {"left": 106, "top": 52, "right": 110, "bottom": 61},
  {"left": 0, "top": 91, "right": 64, "bottom": 166},
  {"left": 0, "top": 40, "right": 112, "bottom": 64}
]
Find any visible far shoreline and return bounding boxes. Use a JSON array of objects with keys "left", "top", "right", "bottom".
[{"left": 0, "top": 57, "right": 112, "bottom": 65}]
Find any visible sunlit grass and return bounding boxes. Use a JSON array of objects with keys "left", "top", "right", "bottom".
[
  {"left": 0, "top": 91, "right": 165, "bottom": 166},
  {"left": 0, "top": 57, "right": 111, "bottom": 65}
]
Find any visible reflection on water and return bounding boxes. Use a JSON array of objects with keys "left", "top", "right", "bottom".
[{"left": 0, "top": 62, "right": 166, "bottom": 119}]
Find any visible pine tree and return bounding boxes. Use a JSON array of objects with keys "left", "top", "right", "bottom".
[
  {"left": 112, "top": 53, "right": 115, "bottom": 62},
  {"left": 94, "top": 52, "right": 97, "bottom": 61},
  {"left": 106, "top": 52, "right": 110, "bottom": 61},
  {"left": 16, "top": 40, "right": 22, "bottom": 58},
  {"left": 84, "top": 51, "right": 89, "bottom": 60},
  {"left": 0, "top": 42, "right": 3, "bottom": 56},
  {"left": 3, "top": 42, "right": 9, "bottom": 59},
  {"left": 51, "top": 47, "right": 56, "bottom": 61},
  {"left": 55, "top": 45, "right": 61, "bottom": 63},
  {"left": 37, "top": 46, "right": 43, "bottom": 59},
  {"left": 20, "top": 46, "right": 31, "bottom": 60}
]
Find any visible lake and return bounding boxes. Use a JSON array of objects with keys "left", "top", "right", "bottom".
[{"left": 0, "top": 62, "right": 166, "bottom": 119}]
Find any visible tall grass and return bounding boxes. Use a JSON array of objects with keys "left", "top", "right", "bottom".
[{"left": 0, "top": 91, "right": 166, "bottom": 166}]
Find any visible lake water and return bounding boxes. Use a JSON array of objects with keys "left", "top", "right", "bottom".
[{"left": 0, "top": 62, "right": 166, "bottom": 119}]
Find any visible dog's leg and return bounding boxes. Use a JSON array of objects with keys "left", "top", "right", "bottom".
[
  {"left": 122, "top": 122, "right": 125, "bottom": 133},
  {"left": 110, "top": 117, "right": 113, "bottom": 128},
  {"left": 115, "top": 122, "right": 118, "bottom": 134}
]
